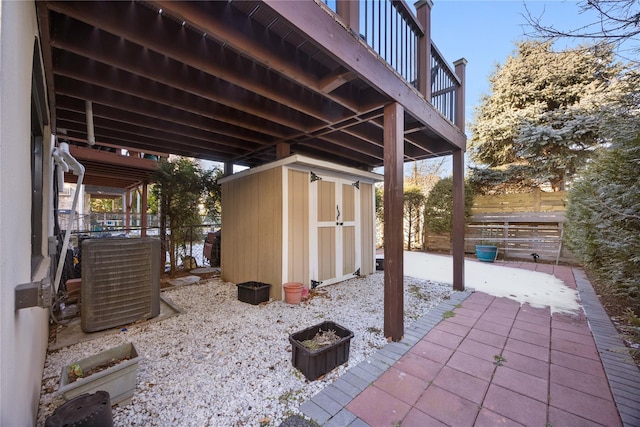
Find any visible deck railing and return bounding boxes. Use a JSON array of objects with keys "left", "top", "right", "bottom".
[
  {"left": 322, "top": 0, "right": 462, "bottom": 124},
  {"left": 431, "top": 43, "right": 460, "bottom": 123},
  {"left": 359, "top": 1, "right": 422, "bottom": 89}
]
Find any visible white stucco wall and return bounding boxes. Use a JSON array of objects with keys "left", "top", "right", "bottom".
[{"left": 0, "top": 1, "right": 52, "bottom": 425}]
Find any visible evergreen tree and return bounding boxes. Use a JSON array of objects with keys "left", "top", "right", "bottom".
[
  {"left": 152, "top": 157, "right": 221, "bottom": 277},
  {"left": 423, "top": 177, "right": 474, "bottom": 250},
  {"left": 565, "top": 137, "right": 640, "bottom": 301},
  {"left": 404, "top": 186, "right": 426, "bottom": 251},
  {"left": 564, "top": 67, "right": 640, "bottom": 300},
  {"left": 469, "top": 41, "right": 626, "bottom": 193}
]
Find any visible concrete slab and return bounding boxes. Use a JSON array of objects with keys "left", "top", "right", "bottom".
[
  {"left": 49, "top": 296, "right": 182, "bottom": 351},
  {"left": 164, "top": 275, "right": 201, "bottom": 287},
  {"left": 190, "top": 267, "right": 220, "bottom": 275}
]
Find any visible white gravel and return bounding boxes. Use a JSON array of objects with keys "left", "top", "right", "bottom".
[{"left": 37, "top": 272, "right": 452, "bottom": 426}]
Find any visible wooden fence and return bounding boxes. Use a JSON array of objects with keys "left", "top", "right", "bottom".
[
  {"left": 471, "top": 188, "right": 566, "bottom": 215},
  {"left": 424, "top": 190, "right": 577, "bottom": 264}
]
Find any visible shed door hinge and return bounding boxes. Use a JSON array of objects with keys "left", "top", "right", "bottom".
[
  {"left": 352, "top": 180, "right": 360, "bottom": 189},
  {"left": 311, "top": 280, "right": 322, "bottom": 289},
  {"left": 353, "top": 268, "right": 361, "bottom": 277},
  {"left": 310, "top": 171, "right": 322, "bottom": 183}
]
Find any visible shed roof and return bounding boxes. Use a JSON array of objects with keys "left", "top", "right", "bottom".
[{"left": 218, "top": 154, "right": 383, "bottom": 185}]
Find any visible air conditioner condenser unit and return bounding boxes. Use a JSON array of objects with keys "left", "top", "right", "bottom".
[{"left": 81, "top": 237, "right": 161, "bottom": 333}]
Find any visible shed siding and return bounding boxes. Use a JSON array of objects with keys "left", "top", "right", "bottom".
[
  {"left": 287, "top": 170, "right": 309, "bottom": 288},
  {"left": 221, "top": 167, "right": 282, "bottom": 298},
  {"left": 221, "top": 157, "right": 380, "bottom": 300}
]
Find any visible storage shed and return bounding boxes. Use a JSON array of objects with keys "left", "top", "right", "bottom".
[{"left": 219, "top": 155, "right": 382, "bottom": 301}]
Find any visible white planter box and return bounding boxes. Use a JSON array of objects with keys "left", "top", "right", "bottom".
[{"left": 59, "top": 342, "right": 140, "bottom": 407}]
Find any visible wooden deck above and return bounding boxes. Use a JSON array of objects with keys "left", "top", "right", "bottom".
[{"left": 37, "top": 0, "right": 466, "bottom": 175}]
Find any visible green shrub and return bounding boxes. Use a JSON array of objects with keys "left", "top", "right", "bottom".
[
  {"left": 423, "top": 177, "right": 474, "bottom": 234},
  {"left": 565, "top": 138, "right": 640, "bottom": 301}
]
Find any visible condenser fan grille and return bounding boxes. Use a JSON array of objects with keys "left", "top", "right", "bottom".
[{"left": 81, "top": 237, "right": 160, "bottom": 332}]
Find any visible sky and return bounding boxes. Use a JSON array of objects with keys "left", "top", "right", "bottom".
[
  {"left": 428, "top": 0, "right": 636, "bottom": 129},
  {"left": 407, "top": 0, "right": 639, "bottom": 174}
]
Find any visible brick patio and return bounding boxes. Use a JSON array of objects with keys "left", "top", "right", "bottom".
[{"left": 296, "top": 261, "right": 640, "bottom": 426}]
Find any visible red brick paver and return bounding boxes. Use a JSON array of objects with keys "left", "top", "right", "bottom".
[{"left": 345, "top": 264, "right": 625, "bottom": 427}]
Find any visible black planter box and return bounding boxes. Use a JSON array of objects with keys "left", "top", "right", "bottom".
[
  {"left": 236, "top": 281, "right": 271, "bottom": 305},
  {"left": 289, "top": 321, "right": 354, "bottom": 381}
]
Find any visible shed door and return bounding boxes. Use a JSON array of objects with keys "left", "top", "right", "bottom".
[{"left": 310, "top": 175, "right": 360, "bottom": 287}]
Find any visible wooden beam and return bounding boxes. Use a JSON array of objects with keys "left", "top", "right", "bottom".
[
  {"left": 452, "top": 148, "right": 465, "bottom": 291},
  {"left": 383, "top": 102, "right": 404, "bottom": 342},
  {"left": 264, "top": 0, "right": 466, "bottom": 151},
  {"left": 68, "top": 145, "right": 158, "bottom": 170},
  {"left": 147, "top": 0, "right": 360, "bottom": 113},
  {"left": 56, "top": 95, "right": 272, "bottom": 149},
  {"left": 295, "top": 137, "right": 381, "bottom": 165},
  {"left": 56, "top": 113, "right": 251, "bottom": 157},
  {"left": 62, "top": 133, "right": 167, "bottom": 158},
  {"left": 55, "top": 77, "right": 291, "bottom": 142},
  {"left": 53, "top": 58, "right": 311, "bottom": 135},
  {"left": 49, "top": 26, "right": 345, "bottom": 125},
  {"left": 318, "top": 68, "right": 355, "bottom": 94}
]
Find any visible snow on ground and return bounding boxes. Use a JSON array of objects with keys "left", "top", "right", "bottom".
[
  {"left": 37, "top": 273, "right": 451, "bottom": 426},
  {"left": 404, "top": 251, "right": 581, "bottom": 314}
]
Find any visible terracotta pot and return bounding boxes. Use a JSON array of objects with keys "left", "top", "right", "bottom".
[{"left": 283, "top": 282, "right": 304, "bottom": 304}]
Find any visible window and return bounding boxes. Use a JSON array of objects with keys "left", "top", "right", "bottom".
[{"left": 31, "top": 39, "right": 47, "bottom": 276}]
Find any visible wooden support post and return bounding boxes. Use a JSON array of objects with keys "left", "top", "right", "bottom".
[
  {"left": 452, "top": 58, "right": 467, "bottom": 290},
  {"left": 276, "top": 142, "right": 290, "bottom": 159},
  {"left": 224, "top": 161, "right": 234, "bottom": 177},
  {"left": 383, "top": 102, "right": 404, "bottom": 342},
  {"left": 125, "top": 187, "right": 132, "bottom": 234},
  {"left": 141, "top": 182, "right": 148, "bottom": 237},
  {"left": 415, "top": 0, "right": 433, "bottom": 99},
  {"left": 452, "top": 148, "right": 465, "bottom": 291},
  {"left": 336, "top": 0, "right": 359, "bottom": 35},
  {"left": 454, "top": 58, "right": 468, "bottom": 132},
  {"left": 136, "top": 186, "right": 141, "bottom": 226}
]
